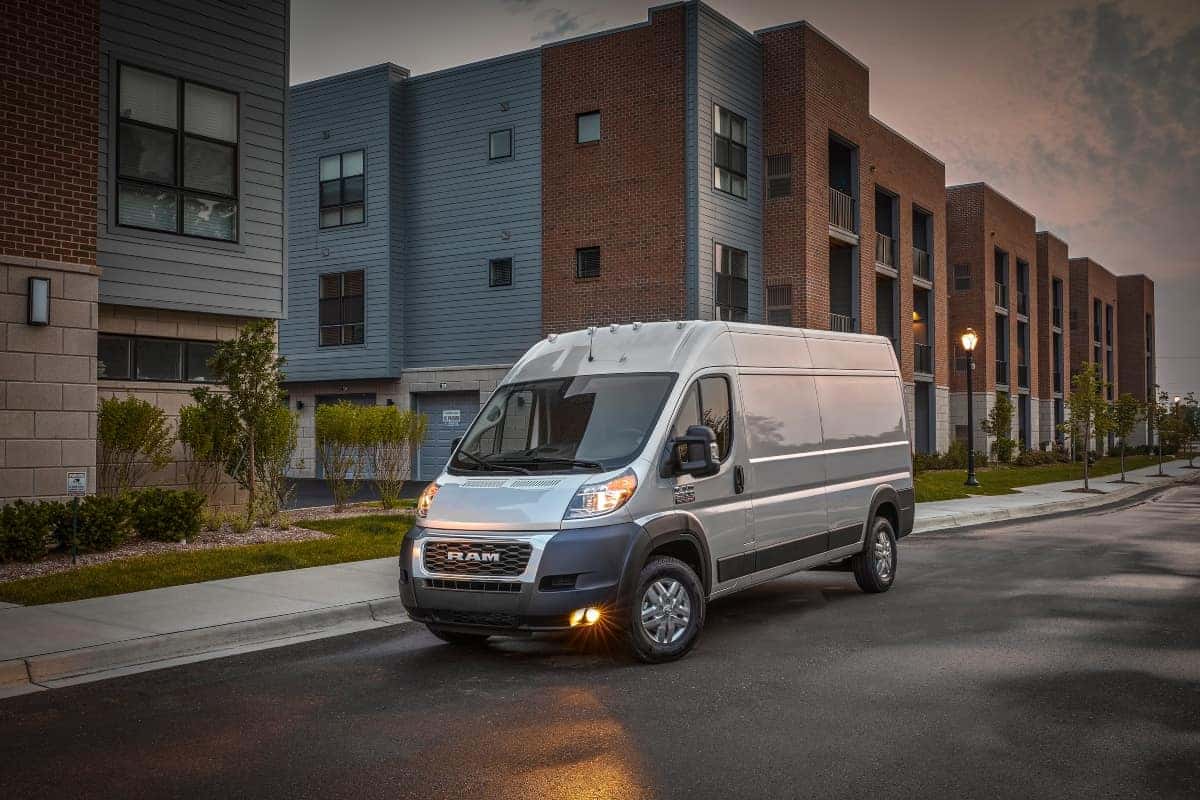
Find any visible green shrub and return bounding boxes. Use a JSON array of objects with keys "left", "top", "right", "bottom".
[
  {"left": 129, "top": 488, "right": 205, "bottom": 542},
  {"left": 229, "top": 514, "right": 252, "bottom": 535},
  {"left": 97, "top": 396, "right": 174, "bottom": 495},
  {"left": 315, "top": 402, "right": 371, "bottom": 509},
  {"left": 0, "top": 500, "right": 54, "bottom": 563},
  {"left": 50, "top": 495, "right": 132, "bottom": 553},
  {"left": 913, "top": 440, "right": 984, "bottom": 472},
  {"left": 201, "top": 509, "right": 226, "bottom": 531},
  {"left": 367, "top": 406, "right": 428, "bottom": 509},
  {"left": 1015, "top": 449, "right": 1058, "bottom": 467}
]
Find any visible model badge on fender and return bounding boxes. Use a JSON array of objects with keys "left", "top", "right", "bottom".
[{"left": 673, "top": 484, "right": 696, "bottom": 505}]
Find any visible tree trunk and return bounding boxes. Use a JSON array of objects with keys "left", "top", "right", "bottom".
[
  {"left": 1120, "top": 441, "right": 1126, "bottom": 482},
  {"left": 247, "top": 430, "right": 256, "bottom": 523},
  {"left": 1083, "top": 419, "right": 1090, "bottom": 491}
]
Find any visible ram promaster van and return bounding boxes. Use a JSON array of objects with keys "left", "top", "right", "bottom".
[{"left": 400, "top": 321, "right": 914, "bottom": 662}]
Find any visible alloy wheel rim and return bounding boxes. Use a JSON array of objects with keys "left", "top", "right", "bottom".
[
  {"left": 640, "top": 578, "right": 692, "bottom": 645},
  {"left": 873, "top": 528, "right": 894, "bottom": 582}
]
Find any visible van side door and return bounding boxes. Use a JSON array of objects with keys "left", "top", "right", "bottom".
[
  {"left": 738, "top": 371, "right": 830, "bottom": 572},
  {"left": 659, "top": 372, "right": 752, "bottom": 589}
]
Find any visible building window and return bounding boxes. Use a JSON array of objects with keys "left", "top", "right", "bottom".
[
  {"left": 319, "top": 270, "right": 365, "bottom": 346},
  {"left": 489, "top": 129, "right": 513, "bottom": 160},
  {"left": 116, "top": 64, "right": 239, "bottom": 241},
  {"left": 714, "top": 243, "right": 749, "bottom": 321},
  {"left": 766, "top": 154, "right": 791, "bottom": 199},
  {"left": 713, "top": 104, "right": 747, "bottom": 198},
  {"left": 319, "top": 150, "right": 365, "bottom": 228},
  {"left": 489, "top": 257, "right": 513, "bottom": 287},
  {"left": 577, "top": 111, "right": 600, "bottom": 143},
  {"left": 575, "top": 247, "right": 601, "bottom": 279},
  {"left": 954, "top": 264, "right": 971, "bottom": 291},
  {"left": 766, "top": 284, "right": 792, "bottom": 326},
  {"left": 98, "top": 334, "right": 219, "bottom": 383}
]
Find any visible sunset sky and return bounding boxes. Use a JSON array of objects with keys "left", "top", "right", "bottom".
[{"left": 291, "top": 0, "right": 1199, "bottom": 399}]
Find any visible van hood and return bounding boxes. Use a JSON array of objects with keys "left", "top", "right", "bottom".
[{"left": 421, "top": 472, "right": 604, "bottom": 531}]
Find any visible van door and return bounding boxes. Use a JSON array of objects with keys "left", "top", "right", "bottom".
[
  {"left": 662, "top": 372, "right": 752, "bottom": 588},
  {"left": 738, "top": 372, "right": 830, "bottom": 572}
]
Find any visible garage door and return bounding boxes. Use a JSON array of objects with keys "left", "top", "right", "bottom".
[
  {"left": 414, "top": 392, "right": 480, "bottom": 481},
  {"left": 315, "top": 394, "right": 376, "bottom": 479}
]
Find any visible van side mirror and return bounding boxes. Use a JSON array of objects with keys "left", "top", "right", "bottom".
[
  {"left": 671, "top": 425, "right": 720, "bottom": 478},
  {"left": 450, "top": 436, "right": 462, "bottom": 451}
]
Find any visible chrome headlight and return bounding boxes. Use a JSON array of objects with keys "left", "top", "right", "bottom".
[
  {"left": 564, "top": 469, "right": 638, "bottom": 519},
  {"left": 416, "top": 482, "right": 439, "bottom": 518}
]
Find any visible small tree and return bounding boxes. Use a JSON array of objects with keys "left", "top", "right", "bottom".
[
  {"left": 97, "top": 396, "right": 174, "bottom": 495},
  {"left": 1109, "top": 393, "right": 1141, "bottom": 482},
  {"left": 198, "top": 320, "right": 287, "bottom": 522},
  {"left": 1181, "top": 393, "right": 1199, "bottom": 469},
  {"left": 1061, "top": 363, "right": 1109, "bottom": 491},
  {"left": 980, "top": 392, "right": 1016, "bottom": 464},
  {"left": 253, "top": 404, "right": 299, "bottom": 523},
  {"left": 178, "top": 399, "right": 239, "bottom": 504},
  {"left": 369, "top": 406, "right": 429, "bottom": 508},
  {"left": 315, "top": 402, "right": 369, "bottom": 509}
]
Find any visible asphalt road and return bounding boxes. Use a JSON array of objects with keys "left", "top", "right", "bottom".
[{"left": 4, "top": 483, "right": 1199, "bottom": 799}]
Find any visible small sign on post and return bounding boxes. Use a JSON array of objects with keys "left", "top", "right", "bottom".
[{"left": 66, "top": 472, "right": 87, "bottom": 565}]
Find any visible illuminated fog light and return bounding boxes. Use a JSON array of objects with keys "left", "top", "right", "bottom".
[{"left": 570, "top": 607, "right": 602, "bottom": 627}]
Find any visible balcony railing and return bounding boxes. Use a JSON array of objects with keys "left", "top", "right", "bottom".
[
  {"left": 914, "top": 342, "right": 932, "bottom": 374},
  {"left": 996, "top": 359, "right": 1009, "bottom": 384},
  {"left": 1018, "top": 362, "right": 1029, "bottom": 388},
  {"left": 913, "top": 247, "right": 931, "bottom": 281},
  {"left": 1053, "top": 371, "right": 1063, "bottom": 394},
  {"left": 1052, "top": 305, "right": 1063, "bottom": 328},
  {"left": 995, "top": 282, "right": 1008, "bottom": 309},
  {"left": 874, "top": 233, "right": 895, "bottom": 268},
  {"left": 1017, "top": 290, "right": 1028, "bottom": 316},
  {"left": 830, "top": 312, "right": 856, "bottom": 332},
  {"left": 829, "top": 187, "right": 856, "bottom": 234}
]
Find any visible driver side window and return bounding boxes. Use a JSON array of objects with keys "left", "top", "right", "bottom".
[{"left": 671, "top": 376, "right": 733, "bottom": 460}]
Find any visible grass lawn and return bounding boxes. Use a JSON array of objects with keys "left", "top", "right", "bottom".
[
  {"left": 0, "top": 515, "right": 412, "bottom": 607},
  {"left": 915, "top": 454, "right": 1164, "bottom": 502}
]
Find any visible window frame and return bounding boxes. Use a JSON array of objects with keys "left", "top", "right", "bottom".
[
  {"left": 318, "top": 149, "right": 366, "bottom": 229},
  {"left": 488, "top": 128, "right": 513, "bottom": 161},
  {"left": 576, "top": 110, "right": 601, "bottom": 144},
  {"left": 318, "top": 270, "right": 366, "bottom": 347},
  {"left": 114, "top": 61, "right": 241, "bottom": 243},
  {"left": 489, "top": 257, "right": 513, "bottom": 288},
  {"left": 954, "top": 264, "right": 971, "bottom": 291},
  {"left": 671, "top": 374, "right": 735, "bottom": 463},
  {"left": 714, "top": 242, "right": 749, "bottom": 321},
  {"left": 713, "top": 103, "right": 748, "bottom": 199},
  {"left": 576, "top": 246, "right": 601, "bottom": 279},
  {"left": 97, "top": 333, "right": 220, "bottom": 384}
]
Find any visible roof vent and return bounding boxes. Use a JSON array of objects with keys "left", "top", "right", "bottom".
[
  {"left": 632, "top": 322, "right": 642, "bottom": 330},
  {"left": 609, "top": 324, "right": 619, "bottom": 333},
  {"left": 676, "top": 321, "right": 686, "bottom": 329},
  {"left": 547, "top": 333, "right": 558, "bottom": 342}
]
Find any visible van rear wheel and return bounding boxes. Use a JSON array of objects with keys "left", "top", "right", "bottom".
[
  {"left": 625, "top": 556, "right": 706, "bottom": 664},
  {"left": 851, "top": 516, "right": 897, "bottom": 593}
]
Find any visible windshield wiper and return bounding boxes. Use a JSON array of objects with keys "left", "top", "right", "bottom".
[
  {"left": 455, "top": 450, "right": 531, "bottom": 475},
  {"left": 491, "top": 456, "right": 604, "bottom": 472}
]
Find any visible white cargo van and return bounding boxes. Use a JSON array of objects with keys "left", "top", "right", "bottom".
[{"left": 400, "top": 321, "right": 914, "bottom": 662}]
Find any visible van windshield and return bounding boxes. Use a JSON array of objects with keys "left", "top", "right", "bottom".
[{"left": 449, "top": 373, "right": 676, "bottom": 473}]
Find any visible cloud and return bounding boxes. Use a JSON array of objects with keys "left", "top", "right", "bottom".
[
  {"left": 499, "top": 0, "right": 542, "bottom": 10},
  {"left": 531, "top": 8, "right": 586, "bottom": 42}
]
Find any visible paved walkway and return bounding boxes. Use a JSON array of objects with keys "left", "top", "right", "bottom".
[{"left": 1, "top": 459, "right": 1193, "bottom": 697}]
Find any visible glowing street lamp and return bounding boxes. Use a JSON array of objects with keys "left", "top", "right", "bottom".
[{"left": 960, "top": 328, "right": 981, "bottom": 487}]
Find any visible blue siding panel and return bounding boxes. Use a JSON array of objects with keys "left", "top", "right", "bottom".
[
  {"left": 96, "top": 0, "right": 287, "bottom": 318},
  {"left": 402, "top": 51, "right": 542, "bottom": 369},
  {"left": 695, "top": 4, "right": 763, "bottom": 322}
]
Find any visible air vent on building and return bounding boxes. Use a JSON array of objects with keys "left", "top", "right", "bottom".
[
  {"left": 767, "top": 154, "right": 792, "bottom": 199},
  {"left": 766, "top": 284, "right": 793, "bottom": 326},
  {"left": 576, "top": 247, "right": 601, "bottom": 279}
]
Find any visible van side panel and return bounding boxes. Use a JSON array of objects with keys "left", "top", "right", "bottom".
[
  {"left": 738, "top": 372, "right": 829, "bottom": 560},
  {"left": 815, "top": 374, "right": 911, "bottom": 540}
]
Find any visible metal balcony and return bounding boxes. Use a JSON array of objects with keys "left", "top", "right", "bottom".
[
  {"left": 913, "top": 247, "right": 931, "bottom": 282},
  {"left": 995, "top": 282, "right": 1008, "bottom": 309},
  {"left": 874, "top": 233, "right": 895, "bottom": 268},
  {"left": 1018, "top": 362, "right": 1029, "bottom": 388},
  {"left": 1052, "top": 305, "right": 1062, "bottom": 328},
  {"left": 1017, "top": 290, "right": 1028, "bottom": 316},
  {"left": 830, "top": 312, "right": 856, "bottom": 332},
  {"left": 914, "top": 342, "right": 932, "bottom": 374},
  {"left": 996, "top": 359, "right": 1009, "bottom": 385},
  {"left": 829, "top": 187, "right": 855, "bottom": 234}
]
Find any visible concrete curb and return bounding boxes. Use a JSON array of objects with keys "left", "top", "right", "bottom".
[
  {"left": 913, "top": 469, "right": 1199, "bottom": 535},
  {"left": 1, "top": 596, "right": 412, "bottom": 697}
]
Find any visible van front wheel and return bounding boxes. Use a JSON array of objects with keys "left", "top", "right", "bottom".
[
  {"left": 625, "top": 557, "right": 706, "bottom": 664},
  {"left": 851, "top": 516, "right": 897, "bottom": 593}
]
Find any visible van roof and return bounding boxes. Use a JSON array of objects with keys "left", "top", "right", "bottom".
[{"left": 503, "top": 321, "right": 898, "bottom": 384}]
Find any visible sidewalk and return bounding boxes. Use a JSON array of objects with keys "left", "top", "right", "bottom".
[{"left": 1, "top": 459, "right": 1194, "bottom": 698}]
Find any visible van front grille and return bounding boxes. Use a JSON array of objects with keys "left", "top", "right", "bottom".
[
  {"left": 423, "top": 578, "right": 522, "bottom": 593},
  {"left": 422, "top": 540, "right": 531, "bottom": 577}
]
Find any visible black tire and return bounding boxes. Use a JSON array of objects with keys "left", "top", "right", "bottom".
[
  {"left": 426, "top": 625, "right": 491, "bottom": 645},
  {"left": 624, "top": 556, "right": 706, "bottom": 664},
  {"left": 851, "top": 515, "right": 898, "bottom": 593}
]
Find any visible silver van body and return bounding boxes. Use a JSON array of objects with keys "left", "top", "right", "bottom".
[{"left": 399, "top": 321, "right": 914, "bottom": 649}]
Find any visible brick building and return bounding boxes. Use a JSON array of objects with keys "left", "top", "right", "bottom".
[
  {"left": 1068, "top": 257, "right": 1120, "bottom": 451},
  {"left": 946, "top": 184, "right": 1042, "bottom": 451},
  {"left": 1, "top": 0, "right": 287, "bottom": 504},
  {"left": 1035, "top": 231, "right": 1071, "bottom": 445},
  {"left": 1116, "top": 274, "right": 1156, "bottom": 445},
  {"left": 281, "top": 1, "right": 952, "bottom": 477}
]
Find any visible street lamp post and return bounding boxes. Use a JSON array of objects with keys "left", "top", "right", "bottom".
[{"left": 961, "top": 328, "right": 980, "bottom": 487}]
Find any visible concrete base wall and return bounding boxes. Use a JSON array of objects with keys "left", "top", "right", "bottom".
[
  {"left": 935, "top": 385, "right": 951, "bottom": 453},
  {"left": 284, "top": 364, "right": 512, "bottom": 480},
  {"left": 1, "top": 257, "right": 99, "bottom": 503},
  {"left": 950, "top": 390, "right": 996, "bottom": 454}
]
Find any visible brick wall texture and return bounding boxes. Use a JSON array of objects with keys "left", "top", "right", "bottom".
[
  {"left": 540, "top": 5, "right": 688, "bottom": 334},
  {"left": 1069, "top": 257, "right": 1119, "bottom": 397},
  {"left": 1116, "top": 274, "right": 1154, "bottom": 402},
  {"left": 1035, "top": 231, "right": 1070, "bottom": 400},
  {"left": 0, "top": 0, "right": 99, "bottom": 265}
]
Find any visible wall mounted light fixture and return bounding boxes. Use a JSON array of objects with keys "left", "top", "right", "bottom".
[{"left": 27, "top": 277, "right": 50, "bottom": 326}]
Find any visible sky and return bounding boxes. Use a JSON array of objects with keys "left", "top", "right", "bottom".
[{"left": 291, "top": 0, "right": 1200, "bottom": 399}]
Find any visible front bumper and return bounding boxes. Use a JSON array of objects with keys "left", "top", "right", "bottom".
[{"left": 399, "top": 522, "right": 643, "bottom": 634}]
